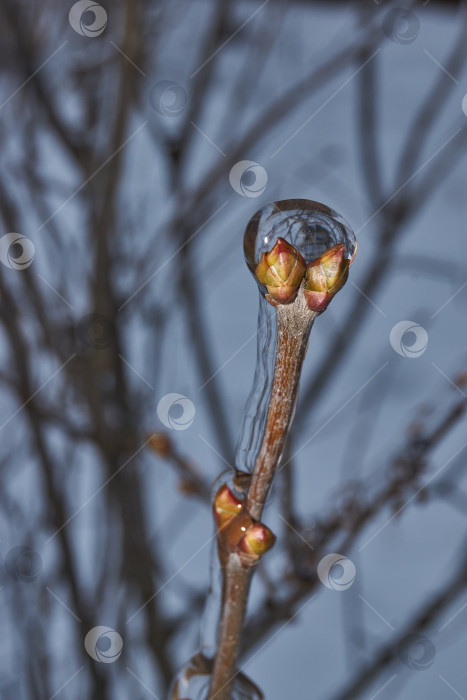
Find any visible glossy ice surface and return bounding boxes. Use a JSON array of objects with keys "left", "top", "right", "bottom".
[{"left": 243, "top": 200, "right": 356, "bottom": 291}]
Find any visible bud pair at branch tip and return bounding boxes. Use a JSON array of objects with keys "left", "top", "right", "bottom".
[
  {"left": 255, "top": 237, "right": 355, "bottom": 312},
  {"left": 213, "top": 485, "right": 276, "bottom": 567}
]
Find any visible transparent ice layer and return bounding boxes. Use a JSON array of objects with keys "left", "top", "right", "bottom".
[
  {"left": 169, "top": 651, "right": 263, "bottom": 700},
  {"left": 174, "top": 202, "right": 356, "bottom": 700},
  {"left": 237, "top": 199, "right": 356, "bottom": 474},
  {"left": 235, "top": 295, "right": 276, "bottom": 474},
  {"left": 244, "top": 199, "right": 356, "bottom": 281}
]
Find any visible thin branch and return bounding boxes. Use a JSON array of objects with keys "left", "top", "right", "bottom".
[
  {"left": 208, "top": 291, "right": 317, "bottom": 699},
  {"left": 329, "top": 553, "right": 467, "bottom": 700}
]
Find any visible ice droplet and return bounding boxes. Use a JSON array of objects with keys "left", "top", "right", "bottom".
[{"left": 244, "top": 199, "right": 356, "bottom": 288}]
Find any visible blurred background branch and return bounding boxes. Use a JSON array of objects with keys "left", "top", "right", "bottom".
[{"left": 0, "top": 1, "right": 466, "bottom": 698}]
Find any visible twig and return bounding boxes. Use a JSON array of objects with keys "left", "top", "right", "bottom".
[
  {"left": 247, "top": 299, "right": 317, "bottom": 520},
  {"left": 208, "top": 291, "right": 317, "bottom": 700},
  {"left": 329, "top": 551, "right": 467, "bottom": 700}
]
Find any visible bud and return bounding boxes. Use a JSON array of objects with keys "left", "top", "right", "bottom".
[
  {"left": 147, "top": 431, "right": 172, "bottom": 457},
  {"left": 213, "top": 485, "right": 243, "bottom": 531},
  {"left": 178, "top": 478, "right": 201, "bottom": 497},
  {"left": 237, "top": 522, "right": 276, "bottom": 565},
  {"left": 455, "top": 371, "right": 467, "bottom": 388},
  {"left": 304, "top": 243, "right": 350, "bottom": 312},
  {"left": 255, "top": 237, "right": 306, "bottom": 305},
  {"left": 216, "top": 507, "right": 253, "bottom": 567}
]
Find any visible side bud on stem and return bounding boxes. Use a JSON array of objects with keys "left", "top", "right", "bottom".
[
  {"left": 255, "top": 237, "right": 306, "bottom": 305},
  {"left": 213, "top": 484, "right": 243, "bottom": 531},
  {"left": 213, "top": 485, "right": 276, "bottom": 568},
  {"left": 237, "top": 522, "right": 276, "bottom": 565}
]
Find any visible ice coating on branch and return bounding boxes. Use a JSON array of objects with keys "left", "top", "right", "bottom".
[
  {"left": 212, "top": 483, "right": 276, "bottom": 566},
  {"left": 195, "top": 471, "right": 254, "bottom": 663},
  {"left": 169, "top": 651, "right": 264, "bottom": 699},
  {"left": 237, "top": 200, "right": 356, "bottom": 474},
  {"left": 235, "top": 295, "right": 276, "bottom": 474}
]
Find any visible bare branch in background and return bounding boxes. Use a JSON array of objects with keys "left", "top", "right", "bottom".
[{"left": 0, "top": 1, "right": 466, "bottom": 698}]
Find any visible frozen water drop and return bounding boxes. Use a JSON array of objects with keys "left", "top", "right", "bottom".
[{"left": 244, "top": 199, "right": 356, "bottom": 295}]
